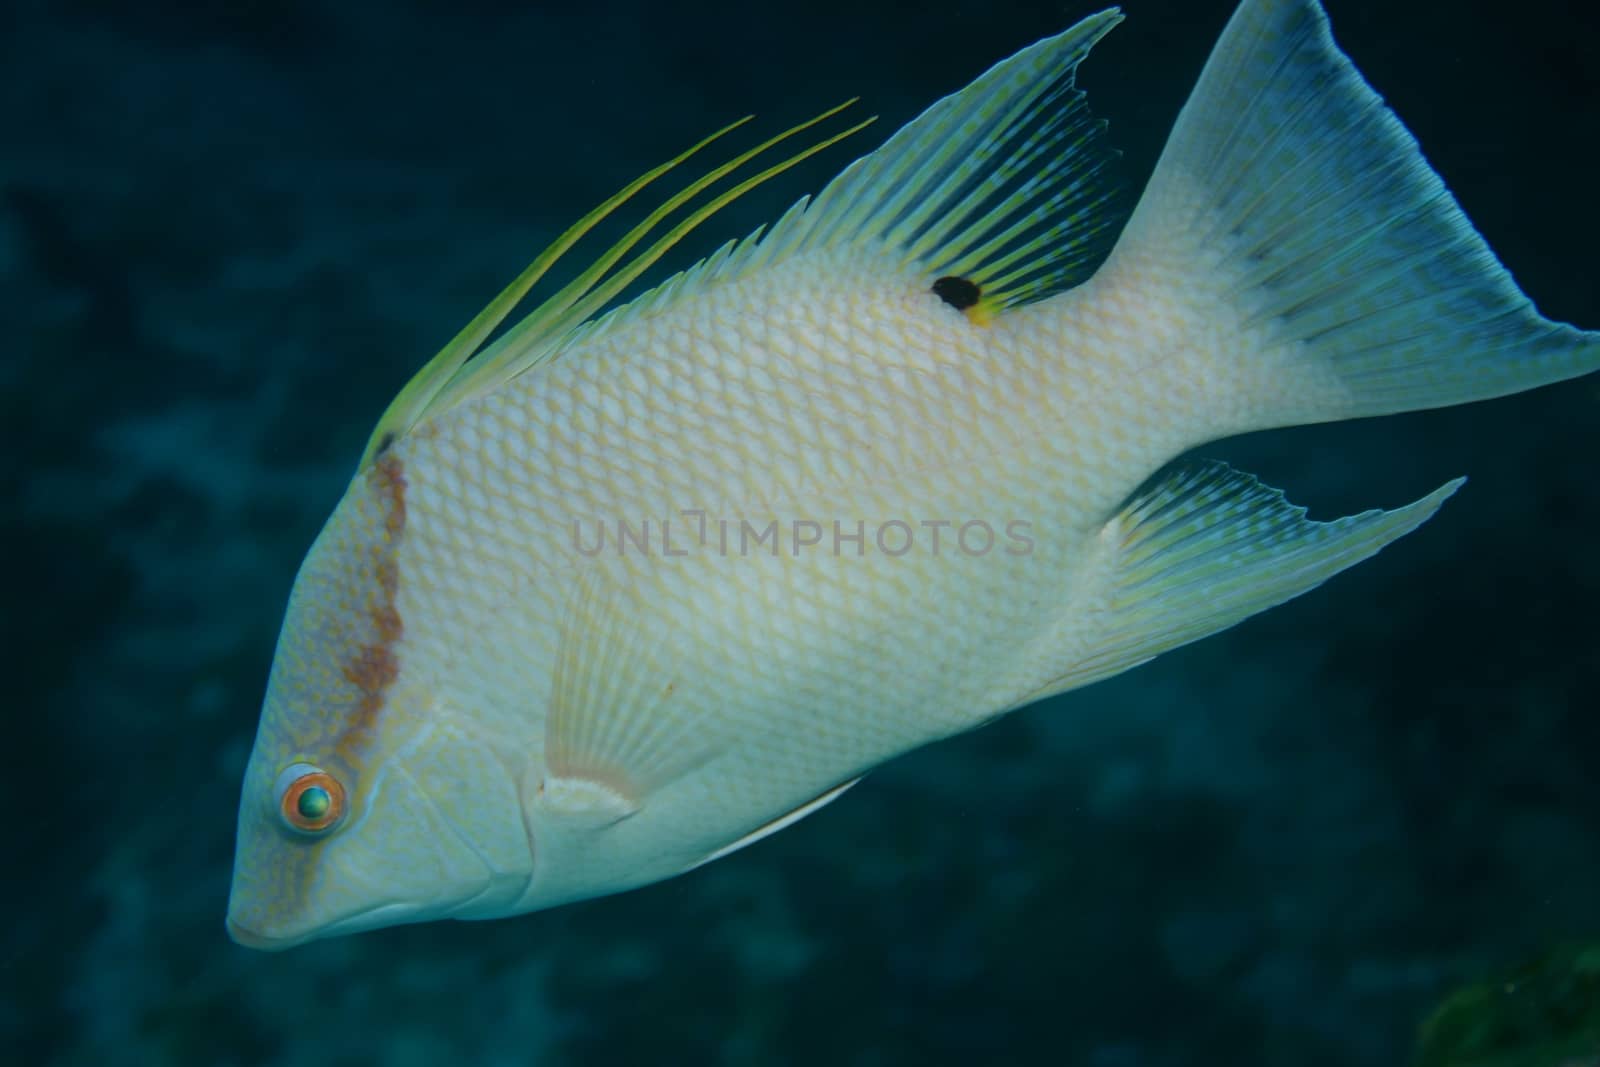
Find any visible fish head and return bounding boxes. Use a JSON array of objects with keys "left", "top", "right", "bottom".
[{"left": 226, "top": 454, "right": 532, "bottom": 951}]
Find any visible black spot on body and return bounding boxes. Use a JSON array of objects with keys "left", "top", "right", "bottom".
[
  {"left": 932, "top": 276, "right": 982, "bottom": 311},
  {"left": 375, "top": 431, "right": 395, "bottom": 456}
]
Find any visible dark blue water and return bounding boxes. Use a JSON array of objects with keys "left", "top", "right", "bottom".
[{"left": 6, "top": 0, "right": 1597, "bottom": 1063}]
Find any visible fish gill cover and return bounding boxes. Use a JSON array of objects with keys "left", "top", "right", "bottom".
[{"left": 3, "top": 0, "right": 1598, "bottom": 1064}]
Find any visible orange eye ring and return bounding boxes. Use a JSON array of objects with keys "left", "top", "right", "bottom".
[{"left": 274, "top": 763, "right": 347, "bottom": 835}]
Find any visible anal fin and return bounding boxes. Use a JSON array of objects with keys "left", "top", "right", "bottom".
[{"left": 1022, "top": 461, "right": 1463, "bottom": 703}]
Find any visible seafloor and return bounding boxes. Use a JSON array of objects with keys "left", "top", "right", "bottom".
[{"left": 5, "top": 0, "right": 1597, "bottom": 1064}]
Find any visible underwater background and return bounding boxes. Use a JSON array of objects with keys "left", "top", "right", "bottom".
[{"left": 5, "top": 0, "right": 1598, "bottom": 1063}]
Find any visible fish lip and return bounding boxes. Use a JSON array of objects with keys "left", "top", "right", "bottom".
[
  {"left": 226, "top": 899, "right": 422, "bottom": 951},
  {"left": 226, "top": 915, "right": 304, "bottom": 952}
]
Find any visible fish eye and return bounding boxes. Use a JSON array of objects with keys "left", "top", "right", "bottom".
[{"left": 274, "top": 763, "right": 347, "bottom": 835}]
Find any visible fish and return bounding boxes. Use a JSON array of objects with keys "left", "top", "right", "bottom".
[{"left": 226, "top": 0, "right": 1599, "bottom": 950}]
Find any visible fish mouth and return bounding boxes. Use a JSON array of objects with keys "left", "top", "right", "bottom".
[
  {"left": 226, "top": 916, "right": 303, "bottom": 952},
  {"left": 226, "top": 900, "right": 422, "bottom": 951}
]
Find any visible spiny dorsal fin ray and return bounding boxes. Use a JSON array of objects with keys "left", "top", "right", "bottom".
[
  {"left": 774, "top": 10, "right": 1129, "bottom": 323},
  {"left": 361, "top": 114, "right": 753, "bottom": 468},
  {"left": 360, "top": 102, "right": 874, "bottom": 469}
]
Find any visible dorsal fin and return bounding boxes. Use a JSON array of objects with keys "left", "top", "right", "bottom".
[
  {"left": 360, "top": 10, "right": 1128, "bottom": 466},
  {"left": 359, "top": 102, "right": 874, "bottom": 469},
  {"left": 597, "top": 12, "right": 1128, "bottom": 333},
  {"left": 764, "top": 9, "right": 1129, "bottom": 324}
]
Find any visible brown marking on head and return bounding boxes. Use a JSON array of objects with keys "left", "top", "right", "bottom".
[{"left": 335, "top": 452, "right": 408, "bottom": 761}]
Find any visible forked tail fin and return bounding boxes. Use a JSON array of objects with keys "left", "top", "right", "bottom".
[{"left": 1104, "top": 0, "right": 1598, "bottom": 432}]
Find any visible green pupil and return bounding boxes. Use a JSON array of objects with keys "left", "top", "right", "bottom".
[{"left": 296, "top": 786, "right": 331, "bottom": 821}]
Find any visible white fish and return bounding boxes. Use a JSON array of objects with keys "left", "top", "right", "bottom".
[{"left": 227, "top": 0, "right": 1598, "bottom": 949}]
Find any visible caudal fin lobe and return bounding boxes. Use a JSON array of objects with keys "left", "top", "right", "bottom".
[{"left": 1107, "top": 0, "right": 1599, "bottom": 431}]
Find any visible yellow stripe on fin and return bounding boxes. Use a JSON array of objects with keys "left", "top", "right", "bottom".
[
  {"left": 360, "top": 103, "right": 871, "bottom": 468},
  {"left": 360, "top": 114, "right": 754, "bottom": 468},
  {"left": 437, "top": 102, "right": 873, "bottom": 411}
]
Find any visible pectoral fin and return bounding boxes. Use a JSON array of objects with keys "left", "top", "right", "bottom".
[{"left": 542, "top": 565, "right": 719, "bottom": 823}]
